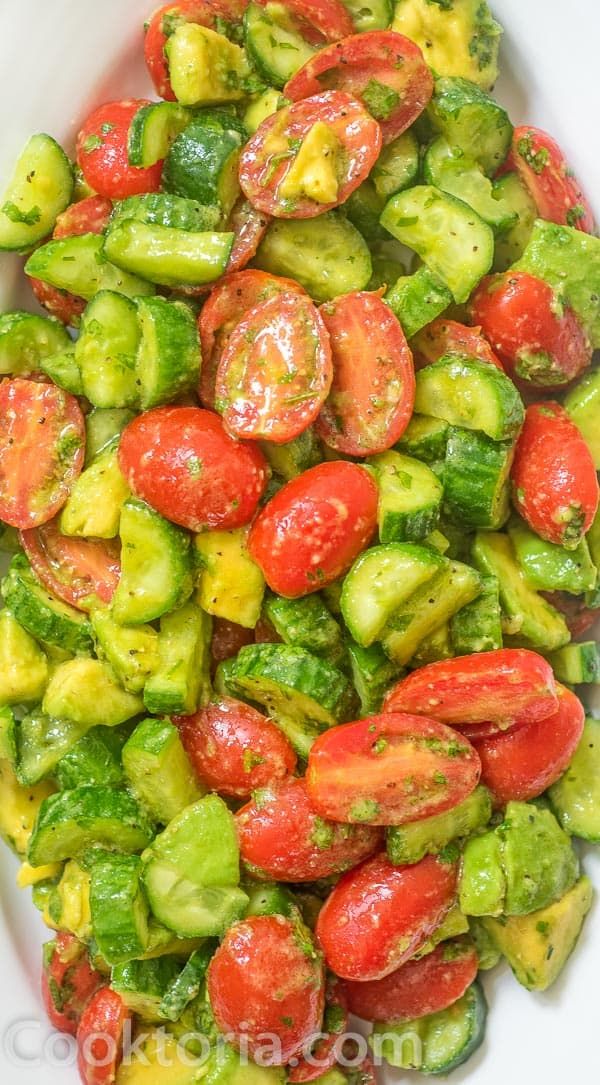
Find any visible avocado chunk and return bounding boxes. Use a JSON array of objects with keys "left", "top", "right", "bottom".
[
  {"left": 59, "top": 444, "right": 129, "bottom": 538},
  {"left": 122, "top": 718, "right": 204, "bottom": 825},
  {"left": 195, "top": 528, "right": 265, "bottom": 629},
  {"left": 508, "top": 516, "right": 597, "bottom": 595},
  {"left": 114, "top": 1028, "right": 204, "bottom": 1084},
  {"left": 165, "top": 24, "right": 249, "bottom": 106},
  {"left": 393, "top": 0, "right": 502, "bottom": 90},
  {"left": 548, "top": 718, "right": 600, "bottom": 841},
  {"left": 564, "top": 367, "right": 600, "bottom": 468},
  {"left": 279, "top": 122, "right": 341, "bottom": 204},
  {"left": 204, "top": 1042, "right": 285, "bottom": 1085},
  {"left": 387, "top": 785, "right": 493, "bottom": 865},
  {"left": 92, "top": 609, "right": 160, "bottom": 694},
  {"left": 482, "top": 876, "right": 593, "bottom": 991},
  {"left": 0, "top": 759, "right": 55, "bottom": 856},
  {"left": 50, "top": 860, "right": 92, "bottom": 941},
  {"left": 0, "top": 609, "right": 48, "bottom": 704},
  {"left": 42, "top": 658, "right": 144, "bottom": 727},
  {"left": 516, "top": 219, "right": 600, "bottom": 348}
]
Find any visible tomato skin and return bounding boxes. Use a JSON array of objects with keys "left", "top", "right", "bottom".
[
  {"left": 316, "top": 852, "right": 458, "bottom": 981},
  {"left": 248, "top": 461, "right": 378, "bottom": 598},
  {"left": 144, "top": 0, "right": 249, "bottom": 101},
  {"left": 511, "top": 402, "right": 599, "bottom": 547},
  {"left": 216, "top": 292, "right": 333, "bottom": 443},
  {"left": 175, "top": 697, "right": 296, "bottom": 799},
  {"left": 471, "top": 272, "right": 592, "bottom": 387},
  {"left": 42, "top": 934, "right": 104, "bottom": 1037},
  {"left": 207, "top": 915, "right": 325, "bottom": 1065},
  {"left": 199, "top": 270, "right": 304, "bottom": 408},
  {"left": 342, "top": 940, "right": 478, "bottom": 1023},
  {"left": 411, "top": 318, "right": 504, "bottom": 372},
  {"left": 255, "top": 0, "right": 353, "bottom": 42},
  {"left": 473, "top": 683, "right": 585, "bottom": 805},
  {"left": 383, "top": 649, "right": 558, "bottom": 734},
  {"left": 316, "top": 292, "right": 415, "bottom": 456},
  {"left": 118, "top": 406, "right": 268, "bottom": 532},
  {"left": 76, "top": 100, "right": 163, "bottom": 199},
  {"left": 77, "top": 987, "right": 130, "bottom": 1085},
  {"left": 210, "top": 618, "right": 255, "bottom": 670},
  {"left": 306, "top": 713, "right": 480, "bottom": 826},
  {"left": 541, "top": 592, "right": 598, "bottom": 640},
  {"left": 236, "top": 776, "right": 383, "bottom": 881},
  {"left": 239, "top": 91, "right": 381, "bottom": 219},
  {"left": 21, "top": 522, "right": 121, "bottom": 611},
  {"left": 507, "top": 126, "right": 595, "bottom": 234},
  {"left": 284, "top": 32, "right": 434, "bottom": 145},
  {"left": 0, "top": 379, "right": 85, "bottom": 529}
]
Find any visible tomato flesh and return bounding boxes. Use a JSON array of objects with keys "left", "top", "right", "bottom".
[
  {"left": 248, "top": 461, "right": 378, "bottom": 597},
  {"left": 42, "top": 933, "right": 103, "bottom": 1037},
  {"left": 77, "top": 987, "right": 130, "bottom": 1085},
  {"left": 207, "top": 915, "right": 325, "bottom": 1064},
  {"left": 411, "top": 318, "right": 504, "bottom": 372},
  {"left": 118, "top": 406, "right": 268, "bottom": 532},
  {"left": 316, "top": 852, "right": 458, "bottom": 981},
  {"left": 144, "top": 0, "right": 249, "bottom": 100},
  {"left": 236, "top": 776, "right": 382, "bottom": 881},
  {"left": 76, "top": 99, "right": 163, "bottom": 199},
  {"left": 316, "top": 291, "right": 415, "bottom": 456},
  {"left": 506, "top": 125, "right": 595, "bottom": 233},
  {"left": 21, "top": 521, "right": 121, "bottom": 610}
]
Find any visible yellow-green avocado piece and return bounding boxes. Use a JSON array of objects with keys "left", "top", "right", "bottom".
[
  {"left": 165, "top": 24, "right": 249, "bottom": 105},
  {"left": 279, "top": 122, "right": 341, "bottom": 204},
  {"left": 393, "top": 0, "right": 502, "bottom": 90}
]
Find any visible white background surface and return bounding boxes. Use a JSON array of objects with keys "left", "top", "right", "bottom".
[{"left": 0, "top": 1, "right": 599, "bottom": 1082}]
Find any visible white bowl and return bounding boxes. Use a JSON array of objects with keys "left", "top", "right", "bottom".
[{"left": 0, "top": 2, "right": 598, "bottom": 1082}]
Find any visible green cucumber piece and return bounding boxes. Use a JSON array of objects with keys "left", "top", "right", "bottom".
[
  {"left": 547, "top": 642, "right": 600, "bottom": 686},
  {"left": 345, "top": 180, "right": 386, "bottom": 243},
  {"left": 17, "top": 710, "right": 88, "bottom": 786},
  {"left": 111, "top": 192, "right": 221, "bottom": 233},
  {"left": 380, "top": 185, "right": 494, "bottom": 303},
  {"left": 385, "top": 266, "right": 452, "bottom": 339},
  {"left": 24, "top": 234, "right": 155, "bottom": 301},
  {"left": 112, "top": 957, "right": 182, "bottom": 1020},
  {"left": 369, "top": 450, "right": 443, "bottom": 543},
  {"left": 28, "top": 786, "right": 153, "bottom": 866},
  {"left": 343, "top": 0, "right": 392, "bottom": 29},
  {"left": 75, "top": 290, "right": 140, "bottom": 408},
  {"left": 204, "top": 1042, "right": 286, "bottom": 1085},
  {"left": 43, "top": 658, "right": 143, "bottom": 728},
  {"left": 0, "top": 311, "right": 71, "bottom": 376},
  {"left": 0, "top": 609, "right": 48, "bottom": 704},
  {"left": 85, "top": 408, "right": 135, "bottom": 464},
  {"left": 424, "top": 137, "right": 517, "bottom": 232},
  {"left": 243, "top": 881, "right": 297, "bottom": 920},
  {"left": 414, "top": 355, "right": 524, "bottom": 441},
  {"left": 372, "top": 130, "right": 420, "bottom": 200},
  {"left": 585, "top": 504, "right": 600, "bottom": 608},
  {"left": 443, "top": 427, "right": 514, "bottom": 528},
  {"left": 128, "top": 102, "right": 193, "bottom": 168},
  {"left": 163, "top": 121, "right": 243, "bottom": 216},
  {"left": 244, "top": 2, "right": 316, "bottom": 89},
  {"left": 468, "top": 917, "right": 501, "bottom": 970},
  {"left": 395, "top": 414, "right": 449, "bottom": 463},
  {"left": 104, "top": 220, "right": 234, "bottom": 288},
  {"left": 39, "top": 346, "right": 83, "bottom": 395},
  {"left": 56, "top": 727, "right": 125, "bottom": 790},
  {"left": 372, "top": 981, "right": 487, "bottom": 1074},
  {"left": 260, "top": 427, "right": 322, "bottom": 480},
  {"left": 123, "top": 717, "right": 203, "bottom": 826},
  {"left": 492, "top": 171, "right": 537, "bottom": 271},
  {"left": 60, "top": 444, "right": 129, "bottom": 539},
  {"left": 0, "top": 134, "right": 73, "bottom": 251},
  {"left": 255, "top": 213, "right": 372, "bottom": 303},
  {"left": 381, "top": 559, "right": 482, "bottom": 666},
  {"left": 387, "top": 786, "right": 493, "bottom": 866},
  {"left": 508, "top": 517, "right": 597, "bottom": 595},
  {"left": 159, "top": 943, "right": 216, "bottom": 1022},
  {"left": 195, "top": 528, "right": 265, "bottom": 629},
  {"left": 263, "top": 593, "right": 344, "bottom": 665},
  {"left": 428, "top": 76, "right": 512, "bottom": 175},
  {"left": 135, "top": 296, "right": 200, "bottom": 409},
  {"left": 143, "top": 602, "right": 212, "bottom": 716},
  {"left": 91, "top": 610, "right": 159, "bottom": 694},
  {"left": 564, "top": 367, "right": 600, "bottom": 468},
  {"left": 0, "top": 707, "right": 17, "bottom": 766},
  {"left": 112, "top": 499, "right": 193, "bottom": 625},
  {"left": 450, "top": 574, "right": 503, "bottom": 655},
  {"left": 165, "top": 23, "right": 249, "bottom": 107},
  {"left": 341, "top": 543, "right": 445, "bottom": 647},
  {"left": 549, "top": 718, "right": 600, "bottom": 841},
  {"left": 411, "top": 621, "right": 454, "bottom": 666},
  {"left": 459, "top": 831, "right": 505, "bottom": 917},
  {"left": 90, "top": 852, "right": 149, "bottom": 964},
  {"left": 244, "top": 88, "right": 290, "bottom": 134},
  {"left": 346, "top": 639, "right": 401, "bottom": 716},
  {"left": 2, "top": 553, "right": 93, "bottom": 653}
]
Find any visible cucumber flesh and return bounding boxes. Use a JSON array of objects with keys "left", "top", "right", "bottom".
[
  {"left": 0, "top": 311, "right": 71, "bottom": 376},
  {"left": 386, "top": 266, "right": 452, "bottom": 339},
  {"left": 255, "top": 213, "right": 372, "bottom": 303},
  {"left": 28, "top": 786, "right": 153, "bottom": 866},
  {"left": 341, "top": 543, "right": 445, "bottom": 647},
  {"left": 547, "top": 643, "right": 600, "bottom": 686},
  {"left": 136, "top": 296, "right": 200, "bottom": 410},
  {"left": 381, "top": 559, "right": 482, "bottom": 666},
  {"left": 90, "top": 853, "right": 149, "bottom": 965},
  {"left": 2, "top": 553, "right": 93, "bottom": 654},
  {"left": 0, "top": 134, "right": 73, "bottom": 251},
  {"left": 244, "top": 3, "right": 316, "bottom": 89},
  {"left": 24, "top": 234, "right": 155, "bottom": 301},
  {"left": 369, "top": 450, "right": 443, "bottom": 543},
  {"left": 424, "top": 137, "right": 517, "bottom": 232},
  {"left": 104, "top": 220, "right": 234, "bottom": 287},
  {"left": 414, "top": 355, "right": 524, "bottom": 441},
  {"left": 75, "top": 290, "right": 140, "bottom": 410},
  {"left": 428, "top": 77, "right": 513, "bottom": 175},
  {"left": 372, "top": 982, "right": 487, "bottom": 1074},
  {"left": 127, "top": 102, "right": 193, "bottom": 168},
  {"left": 112, "top": 499, "right": 194, "bottom": 625},
  {"left": 387, "top": 786, "right": 493, "bottom": 865}
]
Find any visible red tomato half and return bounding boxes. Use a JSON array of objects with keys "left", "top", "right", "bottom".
[
  {"left": 315, "top": 291, "right": 415, "bottom": 456},
  {"left": 77, "top": 987, "right": 130, "bottom": 1085},
  {"left": 175, "top": 697, "right": 296, "bottom": 799},
  {"left": 210, "top": 618, "right": 255, "bottom": 670},
  {"left": 239, "top": 91, "right": 381, "bottom": 219},
  {"left": 21, "top": 521, "right": 121, "bottom": 610},
  {"left": 342, "top": 940, "right": 478, "bottom": 1023},
  {"left": 208, "top": 915, "right": 325, "bottom": 1064},
  {"left": 506, "top": 126, "right": 595, "bottom": 233},
  {"left": 306, "top": 713, "right": 480, "bottom": 826},
  {"left": 175, "top": 198, "right": 271, "bottom": 301},
  {"left": 255, "top": 0, "right": 353, "bottom": 42},
  {"left": 29, "top": 196, "right": 113, "bottom": 327},
  {"left": 216, "top": 291, "right": 332, "bottom": 443},
  {"left": 76, "top": 100, "right": 163, "bottom": 200},
  {"left": 118, "top": 406, "right": 268, "bottom": 532},
  {"left": 144, "top": 0, "right": 250, "bottom": 100},
  {"left": 236, "top": 776, "right": 382, "bottom": 881},
  {"left": 0, "top": 379, "right": 85, "bottom": 529},
  {"left": 511, "top": 402, "right": 599, "bottom": 547},
  {"left": 474, "top": 683, "right": 585, "bottom": 805},
  {"left": 284, "top": 32, "right": 433, "bottom": 145},
  {"left": 248, "top": 461, "right": 378, "bottom": 597},
  {"left": 383, "top": 649, "right": 558, "bottom": 734},
  {"left": 42, "top": 934, "right": 103, "bottom": 1037},
  {"left": 316, "top": 852, "right": 458, "bottom": 981},
  {"left": 471, "top": 272, "right": 592, "bottom": 387},
  {"left": 411, "top": 318, "right": 504, "bottom": 372}
]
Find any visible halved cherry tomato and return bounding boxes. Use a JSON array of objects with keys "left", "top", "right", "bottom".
[
  {"left": 315, "top": 291, "right": 415, "bottom": 456},
  {"left": 284, "top": 32, "right": 433, "bottom": 145},
  {"left": 175, "top": 697, "right": 296, "bottom": 799},
  {"left": 21, "top": 521, "right": 121, "bottom": 610},
  {"left": 236, "top": 776, "right": 382, "bottom": 880},
  {"left": 511, "top": 402, "right": 599, "bottom": 547},
  {"left": 42, "top": 934, "right": 104, "bottom": 1037},
  {"left": 0, "top": 379, "right": 85, "bottom": 529},
  {"left": 316, "top": 852, "right": 458, "bottom": 981},
  {"left": 306, "top": 713, "right": 480, "bottom": 826},
  {"left": 541, "top": 592, "right": 598, "bottom": 640},
  {"left": 255, "top": 0, "right": 353, "bottom": 42},
  {"left": 76, "top": 99, "right": 163, "bottom": 199},
  {"left": 473, "top": 684, "right": 585, "bottom": 805},
  {"left": 411, "top": 318, "right": 504, "bottom": 372},
  {"left": 342, "top": 940, "right": 478, "bottom": 1023},
  {"left": 29, "top": 196, "right": 113, "bottom": 327},
  {"left": 176, "top": 199, "right": 271, "bottom": 300},
  {"left": 248, "top": 461, "right": 378, "bottom": 597},
  {"left": 210, "top": 618, "right": 255, "bottom": 670},
  {"left": 216, "top": 291, "right": 332, "bottom": 442},
  {"left": 239, "top": 91, "right": 381, "bottom": 218},
  {"left": 118, "top": 406, "right": 268, "bottom": 532},
  {"left": 383, "top": 649, "right": 558, "bottom": 734},
  {"left": 77, "top": 987, "right": 130, "bottom": 1085},
  {"left": 288, "top": 976, "right": 348, "bottom": 1082},
  {"left": 471, "top": 272, "right": 592, "bottom": 387},
  {"left": 199, "top": 270, "right": 305, "bottom": 409},
  {"left": 254, "top": 614, "right": 283, "bottom": 643},
  {"left": 505, "top": 126, "right": 595, "bottom": 233},
  {"left": 144, "top": 0, "right": 249, "bottom": 101},
  {"left": 207, "top": 915, "right": 325, "bottom": 1064}
]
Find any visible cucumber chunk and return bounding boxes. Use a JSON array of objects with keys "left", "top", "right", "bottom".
[
  {"left": 60, "top": 444, "right": 130, "bottom": 539},
  {"left": 112, "top": 957, "right": 182, "bottom": 1020},
  {"left": 428, "top": 77, "right": 512, "bottom": 175},
  {"left": 123, "top": 717, "right": 204, "bottom": 826},
  {"left": 39, "top": 346, "right": 83, "bottom": 395},
  {"left": 143, "top": 602, "right": 212, "bottom": 716},
  {"left": 549, "top": 718, "right": 600, "bottom": 841},
  {"left": 424, "top": 137, "right": 517, "bottom": 232},
  {"left": 111, "top": 193, "right": 221, "bottom": 233},
  {"left": 547, "top": 643, "right": 600, "bottom": 686},
  {"left": 17, "top": 711, "right": 88, "bottom": 786},
  {"left": 564, "top": 366, "right": 600, "bottom": 468},
  {"left": 0, "top": 134, "right": 73, "bottom": 251},
  {"left": 25, "top": 234, "right": 155, "bottom": 301},
  {"left": 0, "top": 707, "right": 17, "bottom": 766},
  {"left": 381, "top": 559, "right": 482, "bottom": 666},
  {"left": 341, "top": 543, "right": 445, "bottom": 647},
  {"left": 128, "top": 102, "right": 193, "bottom": 168},
  {"left": 0, "top": 609, "right": 48, "bottom": 705},
  {"left": 369, "top": 450, "right": 443, "bottom": 543},
  {"left": 85, "top": 408, "right": 135, "bottom": 464},
  {"left": 0, "top": 760, "right": 55, "bottom": 857},
  {"left": 372, "top": 130, "right": 420, "bottom": 200},
  {"left": 492, "top": 171, "right": 537, "bottom": 271},
  {"left": 346, "top": 639, "right": 400, "bottom": 716},
  {"left": 387, "top": 786, "right": 493, "bottom": 865},
  {"left": 205, "top": 1042, "right": 286, "bottom": 1085},
  {"left": 28, "top": 786, "right": 153, "bottom": 866},
  {"left": 345, "top": 180, "right": 386, "bottom": 243},
  {"left": 163, "top": 120, "right": 243, "bottom": 216},
  {"left": 450, "top": 574, "right": 503, "bottom": 655},
  {"left": 104, "top": 220, "right": 234, "bottom": 288},
  {"left": 372, "top": 982, "right": 487, "bottom": 1074},
  {"left": 244, "top": 3, "right": 316, "bottom": 89},
  {"left": 136, "top": 296, "right": 201, "bottom": 409},
  {"left": 91, "top": 610, "right": 159, "bottom": 694},
  {"left": 443, "top": 427, "right": 514, "bottom": 528},
  {"left": 413, "top": 907, "right": 470, "bottom": 960},
  {"left": 0, "top": 311, "right": 71, "bottom": 377},
  {"left": 263, "top": 593, "right": 344, "bottom": 665},
  {"left": 380, "top": 185, "right": 494, "bottom": 303},
  {"left": 411, "top": 621, "right": 454, "bottom": 666},
  {"left": 43, "top": 658, "right": 143, "bottom": 728},
  {"left": 396, "top": 415, "right": 450, "bottom": 464},
  {"left": 159, "top": 943, "right": 216, "bottom": 1022},
  {"left": 414, "top": 355, "right": 524, "bottom": 441},
  {"left": 112, "top": 499, "right": 194, "bottom": 625},
  {"left": 385, "top": 266, "right": 453, "bottom": 339},
  {"left": 255, "top": 213, "right": 372, "bottom": 303},
  {"left": 508, "top": 518, "right": 597, "bottom": 595},
  {"left": 195, "top": 528, "right": 265, "bottom": 629},
  {"left": 2, "top": 553, "right": 93, "bottom": 653},
  {"left": 56, "top": 727, "right": 125, "bottom": 790},
  {"left": 76, "top": 290, "right": 140, "bottom": 409},
  {"left": 260, "top": 427, "right": 322, "bottom": 481},
  {"left": 244, "top": 88, "right": 290, "bottom": 135},
  {"left": 90, "top": 852, "right": 150, "bottom": 964}
]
